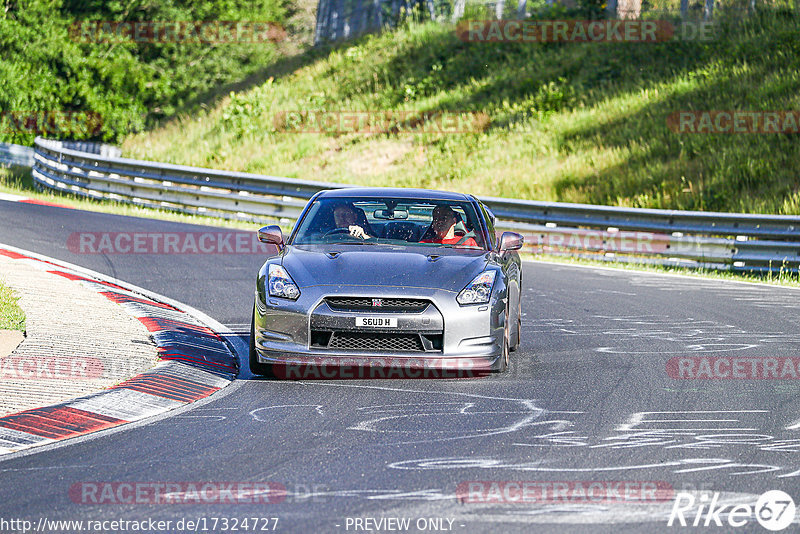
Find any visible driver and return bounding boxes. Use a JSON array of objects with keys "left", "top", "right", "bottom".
[
  {"left": 420, "top": 205, "right": 479, "bottom": 247},
  {"left": 332, "top": 203, "right": 373, "bottom": 240}
]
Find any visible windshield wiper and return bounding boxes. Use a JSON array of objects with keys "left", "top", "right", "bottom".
[{"left": 326, "top": 241, "right": 378, "bottom": 245}]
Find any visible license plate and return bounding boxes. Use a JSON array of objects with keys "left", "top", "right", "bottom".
[{"left": 355, "top": 317, "right": 397, "bottom": 328}]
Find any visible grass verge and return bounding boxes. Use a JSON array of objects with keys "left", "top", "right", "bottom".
[
  {"left": 525, "top": 252, "right": 800, "bottom": 288},
  {"left": 0, "top": 281, "right": 25, "bottom": 331},
  {"left": 122, "top": 10, "right": 800, "bottom": 215}
]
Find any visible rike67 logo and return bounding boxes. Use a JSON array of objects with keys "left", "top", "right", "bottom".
[{"left": 668, "top": 490, "right": 796, "bottom": 531}]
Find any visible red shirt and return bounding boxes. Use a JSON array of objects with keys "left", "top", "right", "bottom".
[{"left": 421, "top": 235, "right": 480, "bottom": 248}]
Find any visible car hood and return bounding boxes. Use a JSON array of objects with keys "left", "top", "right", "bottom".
[{"left": 281, "top": 244, "right": 490, "bottom": 292}]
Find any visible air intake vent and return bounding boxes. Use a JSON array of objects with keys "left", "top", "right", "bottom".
[
  {"left": 325, "top": 297, "right": 428, "bottom": 312},
  {"left": 324, "top": 332, "right": 425, "bottom": 352}
]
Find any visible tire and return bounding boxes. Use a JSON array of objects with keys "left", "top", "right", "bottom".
[
  {"left": 510, "top": 290, "right": 521, "bottom": 352},
  {"left": 495, "top": 305, "right": 510, "bottom": 373},
  {"left": 249, "top": 306, "right": 275, "bottom": 377}
]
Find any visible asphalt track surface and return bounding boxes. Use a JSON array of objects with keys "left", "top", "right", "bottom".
[{"left": 1, "top": 200, "right": 800, "bottom": 533}]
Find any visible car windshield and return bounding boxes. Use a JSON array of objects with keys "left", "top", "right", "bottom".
[{"left": 291, "top": 197, "right": 487, "bottom": 250}]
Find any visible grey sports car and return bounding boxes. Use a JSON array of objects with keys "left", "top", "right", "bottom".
[{"left": 249, "top": 188, "right": 523, "bottom": 379}]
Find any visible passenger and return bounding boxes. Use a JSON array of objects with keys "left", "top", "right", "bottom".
[{"left": 420, "top": 205, "right": 479, "bottom": 247}]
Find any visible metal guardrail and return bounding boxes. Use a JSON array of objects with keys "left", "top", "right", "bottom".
[
  {"left": 30, "top": 136, "right": 800, "bottom": 273},
  {"left": 0, "top": 142, "right": 34, "bottom": 168},
  {"left": 32, "top": 137, "right": 352, "bottom": 222}
]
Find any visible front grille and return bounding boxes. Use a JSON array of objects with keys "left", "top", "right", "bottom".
[
  {"left": 329, "top": 332, "right": 424, "bottom": 351},
  {"left": 310, "top": 331, "right": 443, "bottom": 352},
  {"left": 325, "top": 297, "right": 428, "bottom": 313}
]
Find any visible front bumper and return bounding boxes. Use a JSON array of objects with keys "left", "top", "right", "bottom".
[{"left": 253, "top": 284, "right": 506, "bottom": 375}]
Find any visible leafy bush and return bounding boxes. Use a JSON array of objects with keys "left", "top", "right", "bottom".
[{"left": 0, "top": 0, "right": 288, "bottom": 144}]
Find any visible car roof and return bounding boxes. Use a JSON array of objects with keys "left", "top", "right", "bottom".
[{"left": 316, "top": 187, "right": 473, "bottom": 202}]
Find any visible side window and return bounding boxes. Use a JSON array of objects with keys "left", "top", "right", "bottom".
[{"left": 453, "top": 207, "right": 468, "bottom": 227}]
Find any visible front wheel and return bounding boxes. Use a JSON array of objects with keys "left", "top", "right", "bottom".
[
  {"left": 249, "top": 307, "right": 275, "bottom": 377},
  {"left": 495, "top": 306, "right": 510, "bottom": 373},
  {"left": 510, "top": 292, "right": 521, "bottom": 352}
]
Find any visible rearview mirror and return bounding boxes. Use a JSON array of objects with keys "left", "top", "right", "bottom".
[
  {"left": 373, "top": 209, "right": 409, "bottom": 220},
  {"left": 498, "top": 231, "right": 523, "bottom": 252},
  {"left": 258, "top": 225, "right": 284, "bottom": 247}
]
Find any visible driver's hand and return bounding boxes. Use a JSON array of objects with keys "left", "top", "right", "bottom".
[{"left": 349, "top": 225, "right": 370, "bottom": 239}]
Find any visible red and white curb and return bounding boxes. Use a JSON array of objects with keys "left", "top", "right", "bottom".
[
  {"left": 0, "top": 244, "right": 238, "bottom": 456},
  {"left": 0, "top": 191, "right": 71, "bottom": 209}
]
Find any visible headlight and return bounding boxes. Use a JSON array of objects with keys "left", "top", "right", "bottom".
[
  {"left": 457, "top": 270, "right": 496, "bottom": 305},
  {"left": 268, "top": 264, "right": 300, "bottom": 300}
]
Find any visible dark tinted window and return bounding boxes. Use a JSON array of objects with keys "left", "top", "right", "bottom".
[{"left": 292, "top": 197, "right": 487, "bottom": 249}]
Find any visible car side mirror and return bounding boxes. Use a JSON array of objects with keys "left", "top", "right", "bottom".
[
  {"left": 258, "top": 225, "right": 284, "bottom": 248},
  {"left": 498, "top": 231, "right": 523, "bottom": 252}
]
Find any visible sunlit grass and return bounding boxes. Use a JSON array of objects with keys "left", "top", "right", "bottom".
[
  {"left": 122, "top": 11, "right": 800, "bottom": 215},
  {"left": 0, "top": 281, "right": 25, "bottom": 331}
]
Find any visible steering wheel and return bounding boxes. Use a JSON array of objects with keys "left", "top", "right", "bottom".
[{"left": 322, "top": 227, "right": 353, "bottom": 238}]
